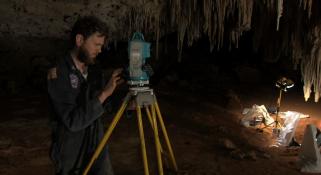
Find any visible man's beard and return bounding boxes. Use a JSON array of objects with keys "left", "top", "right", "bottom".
[{"left": 78, "top": 46, "right": 94, "bottom": 65}]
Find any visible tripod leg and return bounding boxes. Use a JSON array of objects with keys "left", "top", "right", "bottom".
[
  {"left": 136, "top": 105, "right": 150, "bottom": 175},
  {"left": 151, "top": 104, "right": 164, "bottom": 175},
  {"left": 145, "top": 106, "right": 154, "bottom": 130},
  {"left": 275, "top": 89, "right": 283, "bottom": 129},
  {"left": 145, "top": 107, "right": 164, "bottom": 153},
  {"left": 154, "top": 99, "right": 178, "bottom": 171},
  {"left": 82, "top": 94, "right": 130, "bottom": 175}
]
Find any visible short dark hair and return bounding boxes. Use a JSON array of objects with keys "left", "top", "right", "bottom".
[{"left": 70, "top": 16, "right": 108, "bottom": 46}]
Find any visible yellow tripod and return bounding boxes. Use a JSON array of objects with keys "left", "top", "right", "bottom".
[{"left": 83, "top": 87, "right": 178, "bottom": 175}]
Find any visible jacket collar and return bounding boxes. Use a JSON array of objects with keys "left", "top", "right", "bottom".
[
  {"left": 64, "top": 53, "right": 88, "bottom": 82},
  {"left": 65, "top": 53, "right": 78, "bottom": 73}
]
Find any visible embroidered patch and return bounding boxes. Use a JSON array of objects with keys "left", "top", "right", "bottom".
[{"left": 69, "top": 73, "right": 79, "bottom": 88}]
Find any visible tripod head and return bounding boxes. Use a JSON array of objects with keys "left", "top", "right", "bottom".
[{"left": 276, "top": 77, "right": 294, "bottom": 92}]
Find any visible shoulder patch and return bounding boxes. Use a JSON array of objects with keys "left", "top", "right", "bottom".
[
  {"left": 69, "top": 73, "right": 79, "bottom": 88},
  {"left": 47, "top": 67, "right": 57, "bottom": 80}
]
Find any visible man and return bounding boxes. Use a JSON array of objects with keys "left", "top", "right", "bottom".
[{"left": 47, "top": 16, "right": 122, "bottom": 175}]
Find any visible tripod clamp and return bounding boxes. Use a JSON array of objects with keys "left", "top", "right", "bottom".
[{"left": 129, "top": 87, "right": 155, "bottom": 107}]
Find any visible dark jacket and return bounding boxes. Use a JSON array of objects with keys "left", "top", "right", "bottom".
[{"left": 48, "top": 54, "right": 113, "bottom": 175}]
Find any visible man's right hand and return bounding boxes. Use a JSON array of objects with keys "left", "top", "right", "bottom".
[{"left": 98, "top": 68, "right": 123, "bottom": 103}]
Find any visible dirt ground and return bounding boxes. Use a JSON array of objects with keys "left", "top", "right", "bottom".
[{"left": 0, "top": 78, "right": 320, "bottom": 175}]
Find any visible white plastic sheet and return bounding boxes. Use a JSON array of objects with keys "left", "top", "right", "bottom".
[
  {"left": 273, "top": 111, "right": 309, "bottom": 147},
  {"left": 241, "top": 104, "right": 274, "bottom": 127},
  {"left": 241, "top": 106, "right": 309, "bottom": 147}
]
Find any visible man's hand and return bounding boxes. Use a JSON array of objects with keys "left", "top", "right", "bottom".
[{"left": 98, "top": 68, "right": 123, "bottom": 103}]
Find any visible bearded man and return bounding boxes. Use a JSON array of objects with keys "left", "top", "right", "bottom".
[{"left": 47, "top": 16, "right": 122, "bottom": 175}]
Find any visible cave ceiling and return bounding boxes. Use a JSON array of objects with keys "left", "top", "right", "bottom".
[{"left": 0, "top": 0, "right": 321, "bottom": 102}]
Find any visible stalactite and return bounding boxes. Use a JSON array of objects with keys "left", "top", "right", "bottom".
[
  {"left": 121, "top": 0, "right": 321, "bottom": 102},
  {"left": 276, "top": 0, "right": 283, "bottom": 31},
  {"left": 301, "top": 26, "right": 321, "bottom": 102},
  {"left": 263, "top": 0, "right": 275, "bottom": 11},
  {"left": 300, "top": 0, "right": 313, "bottom": 18},
  {"left": 315, "top": 48, "right": 321, "bottom": 102},
  {"left": 177, "top": 19, "right": 187, "bottom": 62},
  {"left": 228, "top": 0, "right": 253, "bottom": 49},
  {"left": 203, "top": 0, "right": 211, "bottom": 34},
  {"left": 291, "top": 34, "right": 303, "bottom": 70}
]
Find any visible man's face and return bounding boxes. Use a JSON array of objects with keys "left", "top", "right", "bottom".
[{"left": 77, "top": 32, "right": 105, "bottom": 65}]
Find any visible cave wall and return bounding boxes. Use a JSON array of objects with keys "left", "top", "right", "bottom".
[
  {"left": 0, "top": 0, "right": 138, "bottom": 39},
  {"left": 0, "top": 0, "right": 162, "bottom": 93}
]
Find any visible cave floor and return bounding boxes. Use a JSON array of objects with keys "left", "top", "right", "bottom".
[{"left": 0, "top": 82, "right": 320, "bottom": 175}]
